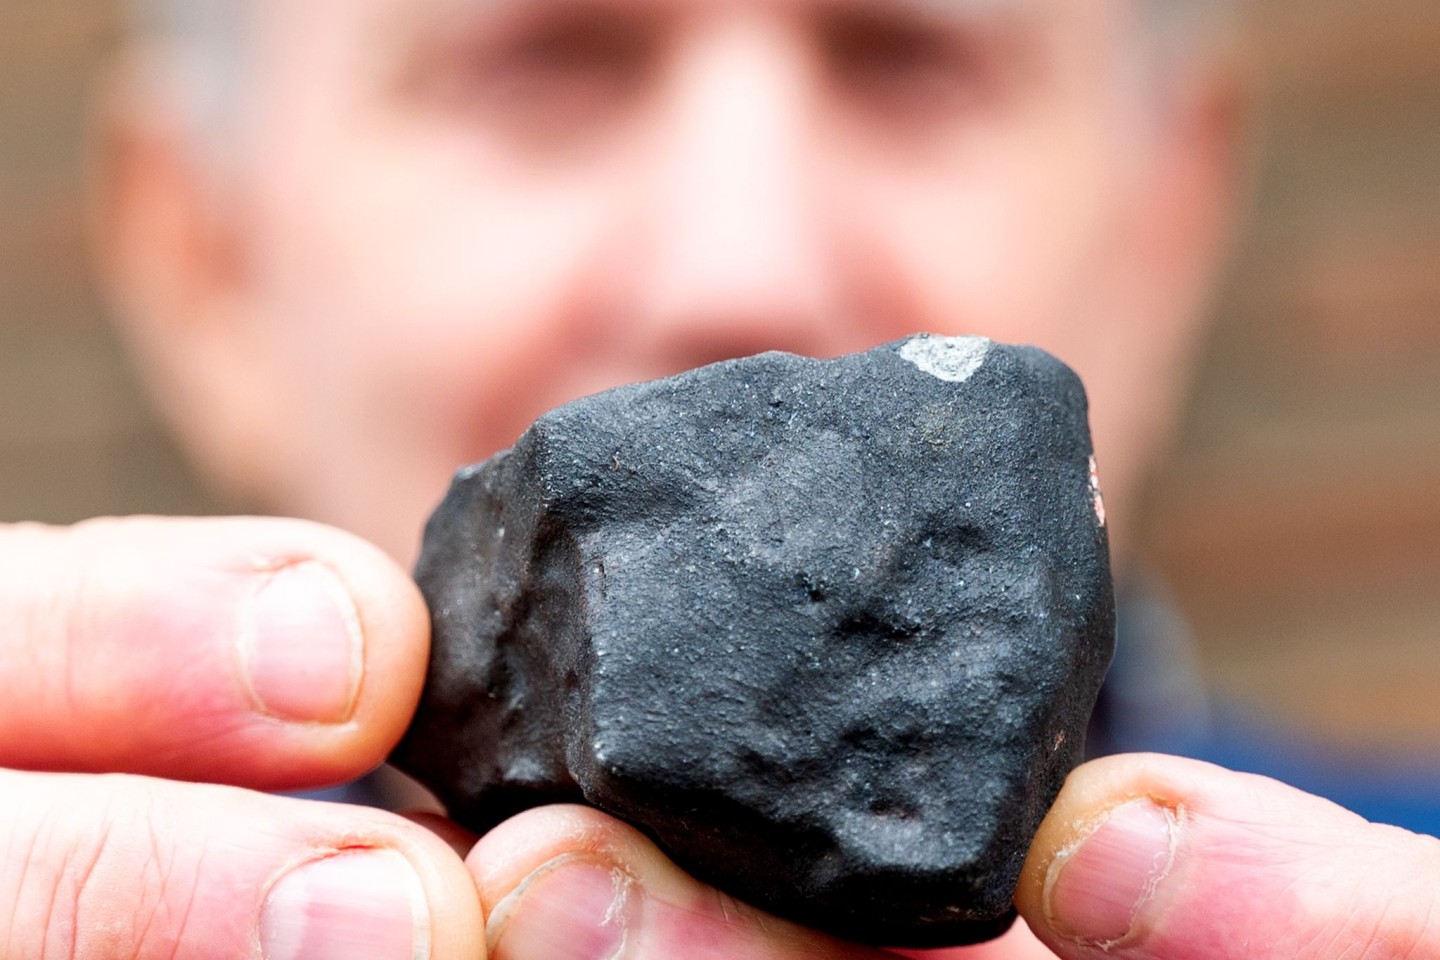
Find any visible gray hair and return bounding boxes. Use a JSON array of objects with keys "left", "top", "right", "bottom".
[{"left": 128, "top": 0, "right": 249, "bottom": 140}]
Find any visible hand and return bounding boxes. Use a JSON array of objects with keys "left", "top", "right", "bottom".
[
  {"left": 466, "top": 804, "right": 1057, "bottom": 960},
  {"left": 10, "top": 520, "right": 1428, "bottom": 960},
  {"left": 0, "top": 517, "right": 483, "bottom": 958},
  {"left": 467, "top": 755, "right": 1440, "bottom": 960},
  {"left": 1016, "top": 752, "right": 1440, "bottom": 960}
]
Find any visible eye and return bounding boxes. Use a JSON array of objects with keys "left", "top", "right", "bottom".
[
  {"left": 494, "top": 9, "right": 655, "bottom": 93},
  {"left": 818, "top": 7, "right": 991, "bottom": 118},
  {"left": 410, "top": 6, "right": 659, "bottom": 143}
]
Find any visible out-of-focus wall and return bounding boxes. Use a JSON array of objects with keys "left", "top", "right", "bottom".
[
  {"left": 1140, "top": 0, "right": 1440, "bottom": 751},
  {"left": 2, "top": 1, "right": 1437, "bottom": 747},
  {"left": 1, "top": 0, "right": 218, "bottom": 520}
]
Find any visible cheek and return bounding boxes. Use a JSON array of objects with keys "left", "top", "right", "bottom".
[
  {"left": 257, "top": 136, "right": 598, "bottom": 407},
  {"left": 858, "top": 121, "right": 1119, "bottom": 358},
  {"left": 240, "top": 126, "right": 631, "bottom": 554}
]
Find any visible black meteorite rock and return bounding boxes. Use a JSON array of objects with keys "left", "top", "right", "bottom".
[{"left": 393, "top": 335, "right": 1115, "bottom": 947}]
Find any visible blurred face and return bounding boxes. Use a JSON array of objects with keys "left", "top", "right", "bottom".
[{"left": 135, "top": 0, "right": 1224, "bottom": 563}]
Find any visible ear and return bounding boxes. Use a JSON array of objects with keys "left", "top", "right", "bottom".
[
  {"left": 92, "top": 63, "right": 286, "bottom": 508},
  {"left": 1079, "top": 34, "right": 1256, "bottom": 569},
  {"left": 1106, "top": 32, "right": 1256, "bottom": 456},
  {"left": 1139, "top": 36, "right": 1256, "bottom": 335}
]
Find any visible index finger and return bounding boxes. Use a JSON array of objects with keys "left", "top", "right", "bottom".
[{"left": 0, "top": 516, "right": 429, "bottom": 790}]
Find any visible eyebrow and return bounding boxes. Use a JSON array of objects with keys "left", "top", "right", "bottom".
[
  {"left": 832, "top": 0, "right": 1045, "bottom": 33},
  {"left": 893, "top": 0, "right": 1037, "bottom": 14},
  {"left": 413, "top": 0, "right": 1041, "bottom": 23},
  {"left": 381, "top": 0, "right": 1049, "bottom": 65}
]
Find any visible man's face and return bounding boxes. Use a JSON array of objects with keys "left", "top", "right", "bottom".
[{"left": 172, "top": 0, "right": 1218, "bottom": 562}]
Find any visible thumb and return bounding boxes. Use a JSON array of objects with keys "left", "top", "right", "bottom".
[{"left": 1016, "top": 753, "right": 1440, "bottom": 960}]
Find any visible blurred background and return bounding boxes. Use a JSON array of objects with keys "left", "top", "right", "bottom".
[{"left": 3, "top": 0, "right": 1438, "bottom": 804}]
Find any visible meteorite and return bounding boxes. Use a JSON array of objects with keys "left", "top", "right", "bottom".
[{"left": 393, "top": 335, "right": 1115, "bottom": 947}]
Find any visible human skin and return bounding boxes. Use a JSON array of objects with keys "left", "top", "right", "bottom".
[
  {"left": 0, "top": 0, "right": 1427, "bottom": 957},
  {"left": 5, "top": 522, "right": 1440, "bottom": 959}
]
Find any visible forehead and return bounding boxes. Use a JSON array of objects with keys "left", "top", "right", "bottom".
[{"left": 252, "top": 0, "right": 1132, "bottom": 53}]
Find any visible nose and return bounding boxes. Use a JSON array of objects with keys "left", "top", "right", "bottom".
[{"left": 624, "top": 18, "right": 845, "bottom": 367}]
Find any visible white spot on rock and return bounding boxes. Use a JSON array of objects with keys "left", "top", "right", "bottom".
[
  {"left": 898, "top": 335, "right": 992, "bottom": 383},
  {"left": 1089, "top": 455, "right": 1107, "bottom": 527}
]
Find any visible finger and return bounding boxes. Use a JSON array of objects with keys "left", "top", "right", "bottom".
[
  {"left": 0, "top": 767, "right": 482, "bottom": 960},
  {"left": 1016, "top": 753, "right": 1440, "bottom": 960},
  {"left": 0, "top": 517, "right": 428, "bottom": 790},
  {"left": 468, "top": 805, "right": 895, "bottom": 960},
  {"left": 404, "top": 811, "right": 481, "bottom": 859},
  {"left": 887, "top": 921, "right": 1059, "bottom": 960},
  {"left": 894, "top": 921, "right": 1061, "bottom": 960}
]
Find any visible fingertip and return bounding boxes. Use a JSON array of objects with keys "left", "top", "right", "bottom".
[
  {"left": 403, "top": 811, "right": 480, "bottom": 859},
  {"left": 1016, "top": 754, "right": 1210, "bottom": 936},
  {"left": 1, "top": 769, "right": 483, "bottom": 960},
  {"left": 302, "top": 523, "right": 431, "bottom": 773},
  {"left": 467, "top": 805, "right": 640, "bottom": 907},
  {"left": 467, "top": 807, "right": 646, "bottom": 960},
  {"left": 469, "top": 806, "right": 880, "bottom": 960},
  {"left": 291, "top": 797, "right": 489, "bottom": 960},
  {"left": 378, "top": 811, "right": 489, "bottom": 960},
  {"left": 1017, "top": 753, "right": 1395, "bottom": 959},
  {"left": 209, "top": 517, "right": 431, "bottom": 785},
  {"left": 0, "top": 516, "right": 431, "bottom": 789}
]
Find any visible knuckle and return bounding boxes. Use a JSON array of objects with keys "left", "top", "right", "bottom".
[
  {"left": 1306, "top": 826, "right": 1440, "bottom": 960},
  {"left": 16, "top": 777, "right": 202, "bottom": 960}
]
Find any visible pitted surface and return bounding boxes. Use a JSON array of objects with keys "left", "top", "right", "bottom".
[{"left": 392, "top": 336, "right": 1115, "bottom": 947}]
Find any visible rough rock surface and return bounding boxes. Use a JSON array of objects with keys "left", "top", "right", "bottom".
[{"left": 392, "top": 335, "right": 1115, "bottom": 947}]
